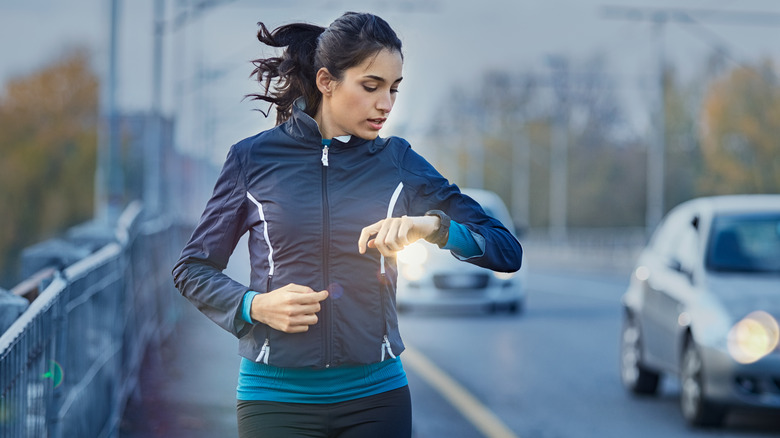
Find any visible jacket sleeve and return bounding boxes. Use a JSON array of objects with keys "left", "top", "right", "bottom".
[
  {"left": 400, "top": 146, "right": 523, "bottom": 273},
  {"left": 172, "top": 144, "right": 252, "bottom": 338}
]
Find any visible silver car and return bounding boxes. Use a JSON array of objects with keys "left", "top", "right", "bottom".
[
  {"left": 395, "top": 188, "right": 525, "bottom": 313},
  {"left": 620, "top": 195, "right": 780, "bottom": 427}
]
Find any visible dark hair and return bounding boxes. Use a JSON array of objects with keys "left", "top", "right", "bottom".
[{"left": 247, "top": 12, "right": 403, "bottom": 125}]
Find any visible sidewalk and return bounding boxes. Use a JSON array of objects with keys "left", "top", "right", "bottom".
[{"left": 119, "top": 297, "right": 241, "bottom": 438}]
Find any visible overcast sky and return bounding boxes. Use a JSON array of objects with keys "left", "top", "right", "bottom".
[{"left": 2, "top": 0, "right": 780, "bottom": 162}]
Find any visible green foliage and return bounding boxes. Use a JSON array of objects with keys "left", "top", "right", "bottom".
[{"left": 0, "top": 48, "right": 98, "bottom": 287}]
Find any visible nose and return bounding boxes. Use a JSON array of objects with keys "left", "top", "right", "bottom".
[{"left": 376, "top": 91, "right": 394, "bottom": 114}]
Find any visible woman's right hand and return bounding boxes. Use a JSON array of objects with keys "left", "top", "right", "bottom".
[{"left": 250, "top": 284, "right": 329, "bottom": 333}]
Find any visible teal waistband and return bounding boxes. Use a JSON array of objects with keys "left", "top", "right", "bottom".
[{"left": 237, "top": 356, "right": 408, "bottom": 403}]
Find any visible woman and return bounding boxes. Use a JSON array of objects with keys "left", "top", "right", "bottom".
[{"left": 172, "top": 11, "right": 522, "bottom": 438}]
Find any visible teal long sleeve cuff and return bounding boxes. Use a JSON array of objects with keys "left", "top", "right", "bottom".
[
  {"left": 442, "top": 220, "right": 484, "bottom": 259},
  {"left": 242, "top": 290, "right": 260, "bottom": 324}
]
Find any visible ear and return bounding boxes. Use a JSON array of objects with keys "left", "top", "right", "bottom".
[{"left": 316, "top": 68, "right": 334, "bottom": 96}]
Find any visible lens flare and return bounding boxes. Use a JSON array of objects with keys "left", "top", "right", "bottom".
[
  {"left": 727, "top": 311, "right": 780, "bottom": 364},
  {"left": 397, "top": 242, "right": 428, "bottom": 265},
  {"left": 401, "top": 265, "right": 425, "bottom": 281},
  {"left": 41, "top": 360, "right": 64, "bottom": 388},
  {"left": 493, "top": 271, "right": 515, "bottom": 280},
  {"left": 327, "top": 283, "right": 344, "bottom": 300},
  {"left": 634, "top": 266, "right": 650, "bottom": 282},
  {"left": 0, "top": 398, "right": 11, "bottom": 424}
]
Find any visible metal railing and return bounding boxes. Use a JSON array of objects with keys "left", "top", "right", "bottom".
[{"left": 0, "top": 203, "right": 186, "bottom": 438}]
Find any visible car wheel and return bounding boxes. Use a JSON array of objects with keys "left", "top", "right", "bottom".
[
  {"left": 507, "top": 300, "right": 523, "bottom": 315},
  {"left": 680, "top": 341, "right": 727, "bottom": 427},
  {"left": 620, "top": 315, "right": 661, "bottom": 394}
]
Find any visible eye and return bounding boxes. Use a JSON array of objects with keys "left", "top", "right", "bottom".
[
  {"left": 390, "top": 88, "right": 399, "bottom": 94},
  {"left": 363, "top": 85, "right": 377, "bottom": 92}
]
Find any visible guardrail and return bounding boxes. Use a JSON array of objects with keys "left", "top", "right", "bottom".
[{"left": 0, "top": 203, "right": 186, "bottom": 438}]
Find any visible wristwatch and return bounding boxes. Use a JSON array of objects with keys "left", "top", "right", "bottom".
[{"left": 424, "top": 210, "right": 451, "bottom": 248}]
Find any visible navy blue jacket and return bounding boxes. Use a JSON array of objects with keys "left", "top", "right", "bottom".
[{"left": 172, "top": 104, "right": 523, "bottom": 368}]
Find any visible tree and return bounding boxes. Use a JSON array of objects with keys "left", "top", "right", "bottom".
[
  {"left": 0, "top": 48, "right": 98, "bottom": 287},
  {"left": 663, "top": 67, "right": 702, "bottom": 211},
  {"left": 699, "top": 60, "right": 780, "bottom": 194}
]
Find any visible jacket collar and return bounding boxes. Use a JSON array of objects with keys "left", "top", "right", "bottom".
[{"left": 283, "top": 98, "right": 372, "bottom": 149}]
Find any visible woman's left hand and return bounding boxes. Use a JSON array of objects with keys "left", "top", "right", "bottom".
[{"left": 358, "top": 215, "right": 439, "bottom": 257}]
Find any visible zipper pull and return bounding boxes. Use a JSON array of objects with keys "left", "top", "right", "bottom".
[
  {"left": 256, "top": 338, "right": 270, "bottom": 364},
  {"left": 321, "top": 145, "right": 329, "bottom": 166},
  {"left": 381, "top": 335, "right": 396, "bottom": 361}
]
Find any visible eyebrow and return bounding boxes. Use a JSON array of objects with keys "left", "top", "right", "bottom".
[{"left": 364, "top": 75, "right": 403, "bottom": 84}]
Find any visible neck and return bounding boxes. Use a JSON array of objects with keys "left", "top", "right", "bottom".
[{"left": 313, "top": 105, "right": 330, "bottom": 139}]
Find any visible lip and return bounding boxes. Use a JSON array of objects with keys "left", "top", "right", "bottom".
[{"left": 367, "top": 118, "right": 386, "bottom": 130}]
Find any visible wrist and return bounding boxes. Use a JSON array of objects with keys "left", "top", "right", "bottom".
[{"left": 424, "top": 210, "right": 451, "bottom": 248}]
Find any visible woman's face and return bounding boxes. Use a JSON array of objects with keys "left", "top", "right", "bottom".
[{"left": 317, "top": 48, "right": 403, "bottom": 140}]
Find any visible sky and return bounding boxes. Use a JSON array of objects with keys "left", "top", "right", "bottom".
[{"left": 2, "top": 0, "right": 780, "bottom": 163}]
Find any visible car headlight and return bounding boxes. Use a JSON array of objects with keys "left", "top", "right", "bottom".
[
  {"left": 727, "top": 311, "right": 780, "bottom": 364},
  {"left": 397, "top": 242, "right": 428, "bottom": 266}
]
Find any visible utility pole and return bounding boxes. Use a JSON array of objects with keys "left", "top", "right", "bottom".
[
  {"left": 649, "top": 19, "right": 665, "bottom": 237},
  {"left": 547, "top": 55, "right": 569, "bottom": 243},
  {"left": 145, "top": 0, "right": 165, "bottom": 218},
  {"left": 602, "top": 5, "right": 780, "bottom": 236},
  {"left": 96, "top": 0, "right": 123, "bottom": 226},
  {"left": 512, "top": 127, "right": 530, "bottom": 232}
]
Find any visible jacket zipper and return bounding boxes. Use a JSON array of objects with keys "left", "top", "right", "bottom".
[
  {"left": 256, "top": 274, "right": 273, "bottom": 364},
  {"left": 379, "top": 278, "right": 395, "bottom": 361},
  {"left": 321, "top": 143, "right": 332, "bottom": 367}
]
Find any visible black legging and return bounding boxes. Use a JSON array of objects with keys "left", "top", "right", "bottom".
[{"left": 237, "top": 385, "right": 412, "bottom": 438}]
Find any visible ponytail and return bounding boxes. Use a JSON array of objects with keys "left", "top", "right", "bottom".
[
  {"left": 248, "top": 12, "right": 403, "bottom": 125},
  {"left": 248, "top": 22, "right": 325, "bottom": 125}
]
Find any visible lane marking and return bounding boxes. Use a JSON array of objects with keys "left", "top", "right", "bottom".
[{"left": 403, "top": 346, "right": 519, "bottom": 438}]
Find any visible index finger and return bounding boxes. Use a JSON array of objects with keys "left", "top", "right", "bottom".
[{"left": 290, "top": 289, "right": 329, "bottom": 303}]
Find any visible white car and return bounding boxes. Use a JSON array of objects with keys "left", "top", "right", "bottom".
[
  {"left": 620, "top": 195, "right": 780, "bottom": 427},
  {"left": 395, "top": 188, "right": 525, "bottom": 314}
]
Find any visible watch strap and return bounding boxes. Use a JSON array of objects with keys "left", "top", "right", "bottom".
[{"left": 424, "top": 210, "right": 451, "bottom": 248}]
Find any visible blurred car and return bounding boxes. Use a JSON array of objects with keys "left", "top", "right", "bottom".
[
  {"left": 619, "top": 195, "right": 780, "bottom": 427},
  {"left": 395, "top": 188, "right": 525, "bottom": 314}
]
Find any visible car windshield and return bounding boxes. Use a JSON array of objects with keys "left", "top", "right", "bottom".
[{"left": 706, "top": 213, "right": 780, "bottom": 274}]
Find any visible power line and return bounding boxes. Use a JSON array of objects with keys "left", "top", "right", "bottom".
[
  {"left": 602, "top": 5, "right": 780, "bottom": 26},
  {"left": 601, "top": 4, "right": 780, "bottom": 235}
]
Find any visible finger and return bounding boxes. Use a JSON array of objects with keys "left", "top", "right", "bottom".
[
  {"left": 285, "top": 324, "right": 310, "bottom": 333},
  {"left": 373, "top": 219, "right": 391, "bottom": 255},
  {"left": 284, "top": 283, "right": 316, "bottom": 294},
  {"left": 358, "top": 221, "right": 382, "bottom": 254},
  {"left": 382, "top": 218, "right": 404, "bottom": 252},
  {"left": 291, "top": 313, "right": 319, "bottom": 326},
  {"left": 397, "top": 217, "right": 413, "bottom": 247},
  {"left": 290, "top": 289, "right": 329, "bottom": 304}
]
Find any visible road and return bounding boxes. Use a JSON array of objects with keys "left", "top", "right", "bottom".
[
  {"left": 121, "top": 240, "right": 780, "bottom": 437},
  {"left": 400, "top": 266, "right": 780, "bottom": 438}
]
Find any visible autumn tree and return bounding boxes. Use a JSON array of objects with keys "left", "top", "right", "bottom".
[
  {"left": 699, "top": 60, "right": 780, "bottom": 194},
  {"left": 0, "top": 48, "right": 98, "bottom": 287}
]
